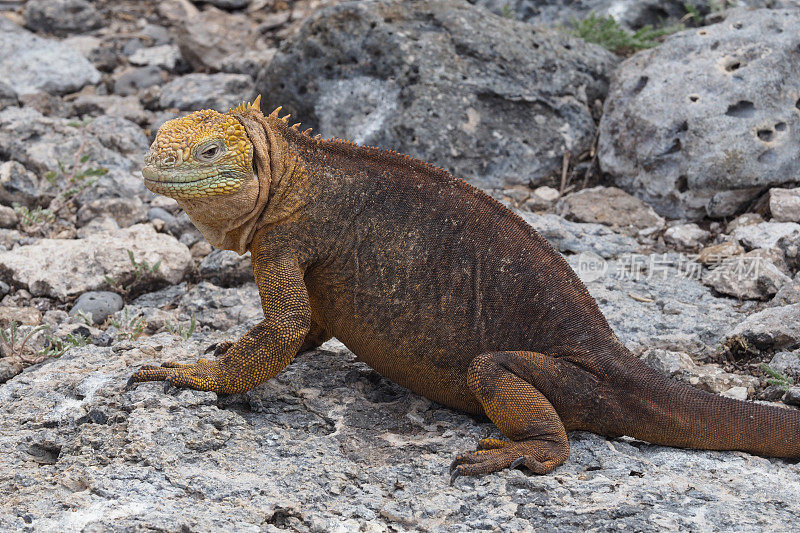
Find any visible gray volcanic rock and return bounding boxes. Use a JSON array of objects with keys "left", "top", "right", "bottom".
[
  {"left": 0, "top": 81, "right": 18, "bottom": 111},
  {"left": 198, "top": 249, "right": 253, "bottom": 286},
  {"left": 159, "top": 73, "right": 255, "bottom": 112},
  {"left": 69, "top": 291, "right": 124, "bottom": 324},
  {"left": 0, "top": 331, "right": 798, "bottom": 531},
  {"left": 0, "top": 19, "right": 101, "bottom": 96},
  {"left": 0, "top": 107, "right": 141, "bottom": 176},
  {"left": 258, "top": 0, "right": 618, "bottom": 190},
  {"left": 0, "top": 161, "right": 41, "bottom": 209},
  {"left": 727, "top": 303, "right": 800, "bottom": 351},
  {"left": 571, "top": 254, "right": 743, "bottom": 356},
  {"left": 23, "top": 0, "right": 102, "bottom": 36},
  {"left": 598, "top": 8, "right": 800, "bottom": 219},
  {"left": 0, "top": 225, "right": 191, "bottom": 300},
  {"left": 467, "top": 0, "right": 710, "bottom": 29},
  {"left": 520, "top": 211, "right": 640, "bottom": 259}
]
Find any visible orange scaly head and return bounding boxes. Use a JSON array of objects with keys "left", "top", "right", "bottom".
[{"left": 142, "top": 97, "right": 262, "bottom": 200}]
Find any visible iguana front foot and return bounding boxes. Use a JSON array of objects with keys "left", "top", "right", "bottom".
[
  {"left": 128, "top": 358, "right": 232, "bottom": 393},
  {"left": 449, "top": 437, "right": 569, "bottom": 485}
]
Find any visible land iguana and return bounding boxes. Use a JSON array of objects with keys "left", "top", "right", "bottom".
[{"left": 131, "top": 96, "right": 800, "bottom": 483}]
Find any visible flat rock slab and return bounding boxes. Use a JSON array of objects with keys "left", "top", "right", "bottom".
[
  {"left": 0, "top": 224, "right": 191, "bottom": 300},
  {"left": 599, "top": 8, "right": 800, "bottom": 219},
  {"left": 0, "top": 330, "right": 798, "bottom": 531},
  {"left": 258, "top": 0, "right": 617, "bottom": 190}
]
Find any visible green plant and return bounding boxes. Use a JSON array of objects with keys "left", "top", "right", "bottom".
[
  {"left": 0, "top": 321, "right": 48, "bottom": 362},
  {"left": 109, "top": 308, "right": 146, "bottom": 341},
  {"left": 73, "top": 310, "right": 94, "bottom": 326},
  {"left": 571, "top": 13, "right": 684, "bottom": 55},
  {"left": 38, "top": 332, "right": 91, "bottom": 359},
  {"left": 760, "top": 363, "right": 794, "bottom": 390},
  {"left": 500, "top": 3, "right": 515, "bottom": 19},
  {"left": 13, "top": 205, "right": 55, "bottom": 227},
  {"left": 104, "top": 250, "right": 161, "bottom": 294},
  {"left": 165, "top": 313, "right": 197, "bottom": 340}
]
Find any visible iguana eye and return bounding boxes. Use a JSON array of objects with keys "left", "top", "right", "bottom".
[{"left": 195, "top": 141, "right": 225, "bottom": 162}]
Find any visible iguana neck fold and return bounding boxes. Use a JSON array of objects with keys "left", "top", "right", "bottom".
[{"left": 177, "top": 109, "right": 309, "bottom": 254}]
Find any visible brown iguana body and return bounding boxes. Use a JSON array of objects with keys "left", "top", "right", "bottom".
[{"left": 132, "top": 100, "right": 800, "bottom": 481}]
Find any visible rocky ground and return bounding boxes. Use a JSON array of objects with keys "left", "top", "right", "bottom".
[{"left": 1, "top": 0, "right": 800, "bottom": 531}]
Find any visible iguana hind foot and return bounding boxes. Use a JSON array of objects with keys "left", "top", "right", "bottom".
[{"left": 449, "top": 437, "right": 568, "bottom": 484}]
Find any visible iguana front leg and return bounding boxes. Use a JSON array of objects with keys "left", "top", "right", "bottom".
[{"left": 129, "top": 251, "right": 311, "bottom": 394}]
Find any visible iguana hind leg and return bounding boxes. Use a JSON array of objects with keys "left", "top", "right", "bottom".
[{"left": 450, "top": 351, "right": 570, "bottom": 484}]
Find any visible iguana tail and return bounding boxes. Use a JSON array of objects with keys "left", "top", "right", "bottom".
[{"left": 583, "top": 350, "right": 800, "bottom": 458}]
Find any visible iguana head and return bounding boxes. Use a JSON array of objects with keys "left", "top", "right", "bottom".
[
  {"left": 143, "top": 97, "right": 261, "bottom": 200},
  {"left": 142, "top": 95, "right": 289, "bottom": 254}
]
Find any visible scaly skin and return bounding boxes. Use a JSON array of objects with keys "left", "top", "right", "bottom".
[{"left": 131, "top": 97, "right": 800, "bottom": 483}]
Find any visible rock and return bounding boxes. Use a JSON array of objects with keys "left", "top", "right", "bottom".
[
  {"left": 598, "top": 9, "right": 800, "bottom": 219},
  {"left": 768, "top": 350, "right": 800, "bottom": 381},
  {"left": 519, "top": 212, "right": 639, "bottom": 259},
  {"left": 1, "top": 333, "right": 799, "bottom": 530},
  {"left": 727, "top": 303, "right": 800, "bottom": 351},
  {"left": 76, "top": 198, "right": 148, "bottom": 228},
  {"left": 71, "top": 94, "right": 150, "bottom": 125},
  {"left": 23, "top": 0, "right": 102, "bottom": 35},
  {"left": 726, "top": 213, "right": 764, "bottom": 234},
  {"left": 769, "top": 188, "right": 800, "bottom": 223},
  {"left": 663, "top": 223, "right": 711, "bottom": 250},
  {"left": 129, "top": 45, "right": 183, "bottom": 70},
  {"left": 202, "top": 0, "right": 251, "bottom": 9},
  {"left": 159, "top": 73, "right": 255, "bottom": 112},
  {"left": 470, "top": 0, "right": 709, "bottom": 29},
  {"left": 732, "top": 222, "right": 800, "bottom": 251},
  {"left": 258, "top": 0, "right": 618, "bottom": 190},
  {"left": 702, "top": 251, "right": 790, "bottom": 300},
  {"left": 0, "top": 305, "right": 43, "bottom": 326},
  {"left": 0, "top": 358, "right": 23, "bottom": 383},
  {"left": 218, "top": 48, "right": 276, "bottom": 75},
  {"left": 190, "top": 240, "right": 213, "bottom": 259},
  {"left": 0, "top": 107, "right": 137, "bottom": 177},
  {"left": 523, "top": 186, "right": 560, "bottom": 211},
  {"left": 0, "top": 81, "right": 18, "bottom": 111},
  {"left": 113, "top": 66, "right": 165, "bottom": 97},
  {"left": 198, "top": 250, "right": 253, "bottom": 286},
  {"left": 571, "top": 254, "right": 742, "bottom": 356},
  {"left": 0, "top": 162, "right": 40, "bottom": 209},
  {"left": 0, "top": 224, "right": 191, "bottom": 300},
  {"left": 771, "top": 281, "right": 800, "bottom": 307},
  {"left": 18, "top": 92, "right": 76, "bottom": 118},
  {"left": 641, "top": 349, "right": 758, "bottom": 395},
  {"left": 782, "top": 386, "right": 800, "bottom": 406},
  {"left": 158, "top": 0, "right": 200, "bottom": 22},
  {"left": 177, "top": 7, "right": 267, "bottom": 72},
  {"left": 721, "top": 386, "right": 749, "bottom": 401},
  {"left": 0, "top": 19, "right": 101, "bottom": 96},
  {"left": 696, "top": 241, "right": 744, "bottom": 266},
  {"left": 85, "top": 115, "right": 150, "bottom": 157},
  {"left": 69, "top": 291, "right": 124, "bottom": 325},
  {"left": 129, "top": 281, "right": 261, "bottom": 333},
  {"left": 557, "top": 186, "right": 665, "bottom": 237},
  {"left": 177, "top": 282, "right": 260, "bottom": 330},
  {"left": 0, "top": 206, "right": 18, "bottom": 229}
]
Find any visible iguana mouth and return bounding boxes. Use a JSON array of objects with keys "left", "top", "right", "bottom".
[{"left": 142, "top": 166, "right": 250, "bottom": 198}]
